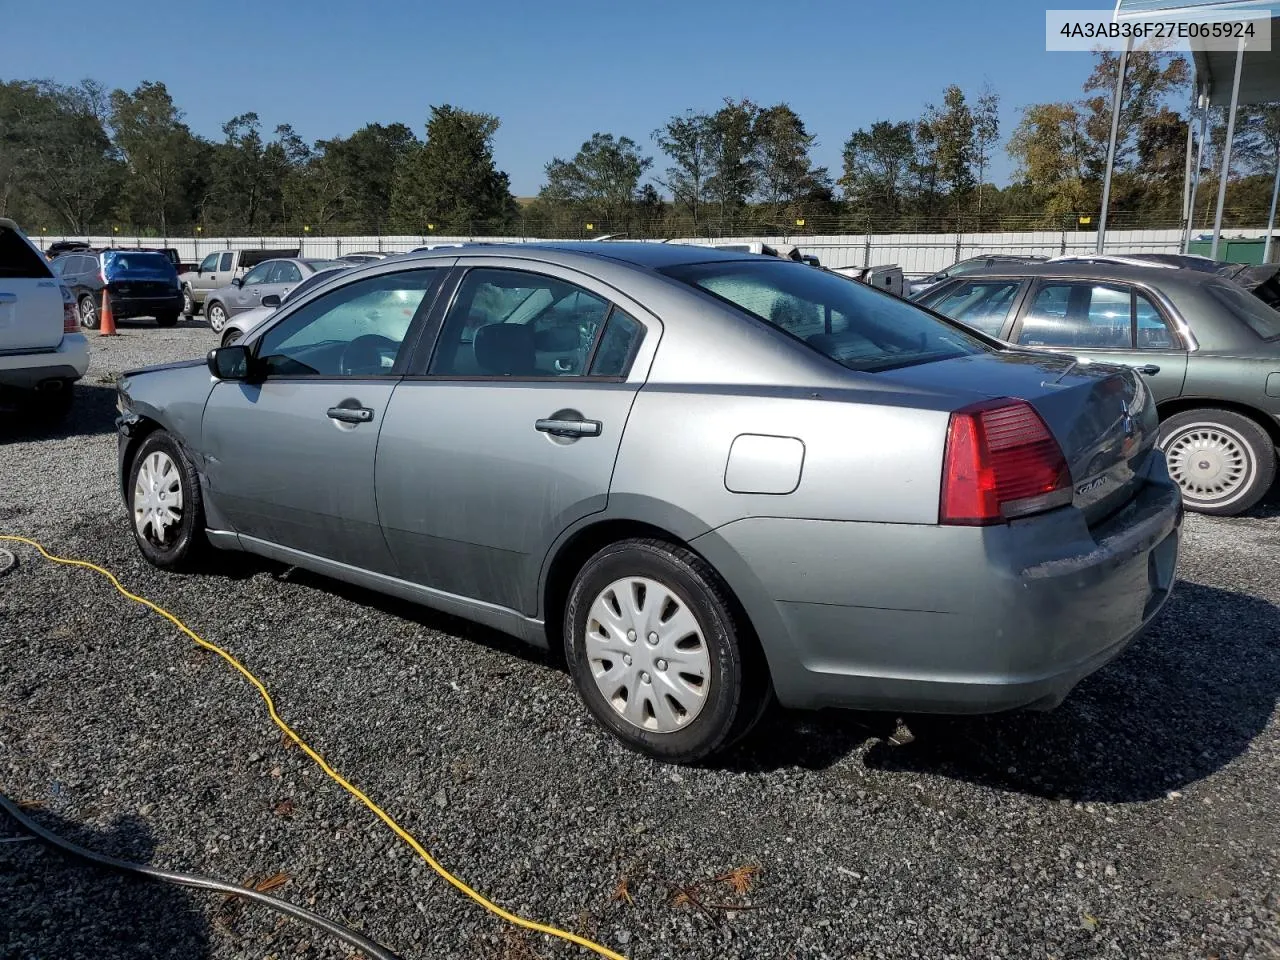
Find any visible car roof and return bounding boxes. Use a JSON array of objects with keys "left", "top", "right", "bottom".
[
  {"left": 396, "top": 240, "right": 773, "bottom": 271},
  {"left": 952, "top": 260, "right": 1230, "bottom": 290}
]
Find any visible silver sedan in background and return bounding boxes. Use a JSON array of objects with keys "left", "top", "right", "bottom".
[
  {"left": 218, "top": 265, "right": 351, "bottom": 346},
  {"left": 204, "top": 257, "right": 344, "bottom": 334},
  {"left": 115, "top": 243, "right": 1182, "bottom": 764}
]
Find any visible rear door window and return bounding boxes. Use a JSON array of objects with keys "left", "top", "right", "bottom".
[
  {"left": 1016, "top": 282, "right": 1134, "bottom": 349},
  {"left": 219, "top": 252, "right": 234, "bottom": 271},
  {"left": 0, "top": 226, "right": 54, "bottom": 279},
  {"left": 269, "top": 261, "right": 303, "bottom": 284},
  {"left": 1134, "top": 291, "right": 1178, "bottom": 349},
  {"left": 923, "top": 279, "right": 1023, "bottom": 336}
]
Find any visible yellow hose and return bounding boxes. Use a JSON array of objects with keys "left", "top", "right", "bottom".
[{"left": 0, "top": 534, "right": 628, "bottom": 960}]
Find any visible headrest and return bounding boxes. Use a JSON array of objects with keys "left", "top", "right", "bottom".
[{"left": 474, "top": 323, "right": 536, "bottom": 376}]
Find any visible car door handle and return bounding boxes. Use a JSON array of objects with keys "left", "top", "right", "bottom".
[
  {"left": 535, "top": 418, "right": 601, "bottom": 438},
  {"left": 1134, "top": 364, "right": 1161, "bottom": 375},
  {"left": 327, "top": 405, "right": 374, "bottom": 424}
]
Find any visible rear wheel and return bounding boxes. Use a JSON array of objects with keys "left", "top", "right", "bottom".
[
  {"left": 182, "top": 286, "right": 195, "bottom": 318},
  {"left": 127, "top": 430, "right": 209, "bottom": 571},
  {"left": 28, "top": 382, "right": 74, "bottom": 422},
  {"left": 1159, "top": 408, "right": 1277, "bottom": 516},
  {"left": 156, "top": 313, "right": 179, "bottom": 328},
  {"left": 564, "top": 538, "right": 767, "bottom": 764},
  {"left": 207, "top": 302, "right": 228, "bottom": 333},
  {"left": 78, "top": 294, "right": 99, "bottom": 330}
]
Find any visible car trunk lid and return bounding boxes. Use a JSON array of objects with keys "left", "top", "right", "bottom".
[
  {"left": 0, "top": 221, "right": 64, "bottom": 353},
  {"left": 880, "top": 349, "right": 1159, "bottom": 524}
]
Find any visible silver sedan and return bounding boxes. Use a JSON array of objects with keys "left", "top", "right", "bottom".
[
  {"left": 204, "top": 257, "right": 344, "bottom": 333},
  {"left": 115, "top": 243, "right": 1183, "bottom": 763}
]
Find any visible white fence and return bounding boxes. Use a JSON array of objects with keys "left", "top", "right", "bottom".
[{"left": 38, "top": 227, "right": 1259, "bottom": 277}]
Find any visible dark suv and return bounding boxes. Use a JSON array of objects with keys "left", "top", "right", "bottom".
[{"left": 52, "top": 249, "right": 184, "bottom": 328}]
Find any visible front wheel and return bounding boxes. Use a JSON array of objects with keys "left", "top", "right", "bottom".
[
  {"left": 206, "top": 302, "right": 228, "bottom": 333},
  {"left": 127, "top": 430, "right": 209, "bottom": 571},
  {"left": 182, "top": 286, "right": 195, "bottom": 318},
  {"left": 563, "top": 538, "right": 767, "bottom": 764},
  {"left": 1159, "top": 408, "right": 1277, "bottom": 516},
  {"left": 221, "top": 328, "right": 243, "bottom": 347}
]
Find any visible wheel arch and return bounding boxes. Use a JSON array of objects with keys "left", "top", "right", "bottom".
[
  {"left": 538, "top": 500, "right": 780, "bottom": 691},
  {"left": 1157, "top": 397, "right": 1280, "bottom": 451}
]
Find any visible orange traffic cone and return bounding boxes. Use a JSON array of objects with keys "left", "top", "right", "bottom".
[{"left": 99, "top": 289, "right": 117, "bottom": 337}]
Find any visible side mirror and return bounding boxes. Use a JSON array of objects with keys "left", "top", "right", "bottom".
[
  {"left": 231, "top": 277, "right": 244, "bottom": 288},
  {"left": 207, "top": 345, "right": 253, "bottom": 381},
  {"left": 261, "top": 294, "right": 281, "bottom": 308}
]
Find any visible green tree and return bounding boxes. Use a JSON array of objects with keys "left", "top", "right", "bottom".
[
  {"left": 1007, "top": 102, "right": 1090, "bottom": 223},
  {"left": 0, "top": 80, "right": 121, "bottom": 231},
  {"left": 705, "top": 98, "right": 761, "bottom": 225},
  {"left": 1079, "top": 50, "right": 1190, "bottom": 180},
  {"left": 973, "top": 84, "right": 1001, "bottom": 218},
  {"left": 108, "top": 81, "right": 199, "bottom": 234},
  {"left": 540, "top": 132, "right": 653, "bottom": 228},
  {"left": 753, "top": 104, "right": 830, "bottom": 219},
  {"left": 653, "top": 110, "right": 712, "bottom": 227},
  {"left": 840, "top": 120, "right": 915, "bottom": 223},
  {"left": 390, "top": 105, "right": 516, "bottom": 233},
  {"left": 319, "top": 122, "right": 419, "bottom": 231},
  {"left": 921, "top": 85, "right": 976, "bottom": 215}
]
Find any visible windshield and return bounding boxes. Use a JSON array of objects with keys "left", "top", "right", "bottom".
[
  {"left": 1205, "top": 280, "right": 1280, "bottom": 340},
  {"left": 283, "top": 268, "right": 346, "bottom": 304},
  {"left": 663, "top": 259, "right": 990, "bottom": 373}
]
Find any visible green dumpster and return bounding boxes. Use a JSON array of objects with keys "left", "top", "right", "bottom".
[{"left": 1187, "top": 235, "right": 1277, "bottom": 264}]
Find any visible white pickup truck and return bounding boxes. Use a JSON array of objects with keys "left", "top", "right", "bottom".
[
  {"left": 0, "top": 219, "right": 89, "bottom": 419},
  {"left": 179, "top": 247, "right": 299, "bottom": 318}
]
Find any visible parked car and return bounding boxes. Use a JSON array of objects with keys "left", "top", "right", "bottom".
[
  {"left": 44, "top": 239, "right": 92, "bottom": 261},
  {"left": 336, "top": 252, "right": 389, "bottom": 264},
  {"left": 203, "top": 258, "right": 345, "bottom": 333},
  {"left": 0, "top": 220, "right": 87, "bottom": 419},
  {"left": 180, "top": 248, "right": 301, "bottom": 318},
  {"left": 916, "top": 261, "right": 1280, "bottom": 515},
  {"left": 907, "top": 255, "right": 1049, "bottom": 298},
  {"left": 115, "top": 242, "right": 1182, "bottom": 763},
  {"left": 218, "top": 265, "right": 350, "bottom": 346},
  {"left": 52, "top": 248, "right": 184, "bottom": 329}
]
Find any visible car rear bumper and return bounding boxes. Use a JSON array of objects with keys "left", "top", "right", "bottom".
[
  {"left": 693, "top": 454, "right": 1183, "bottom": 715},
  {"left": 0, "top": 334, "right": 90, "bottom": 390},
  {"left": 105, "top": 289, "right": 184, "bottom": 319}
]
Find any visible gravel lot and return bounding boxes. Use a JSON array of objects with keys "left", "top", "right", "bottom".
[{"left": 2, "top": 319, "right": 1278, "bottom": 960}]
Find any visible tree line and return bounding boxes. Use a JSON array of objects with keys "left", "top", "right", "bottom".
[{"left": 3, "top": 55, "right": 1280, "bottom": 239}]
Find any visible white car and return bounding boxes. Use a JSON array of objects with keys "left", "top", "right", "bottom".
[{"left": 0, "top": 219, "right": 89, "bottom": 419}]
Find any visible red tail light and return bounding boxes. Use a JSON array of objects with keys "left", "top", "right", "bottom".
[
  {"left": 940, "top": 398, "right": 1071, "bottom": 525},
  {"left": 60, "top": 285, "right": 78, "bottom": 334}
]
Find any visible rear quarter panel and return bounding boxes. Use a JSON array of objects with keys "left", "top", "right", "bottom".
[{"left": 1181, "top": 353, "right": 1280, "bottom": 420}]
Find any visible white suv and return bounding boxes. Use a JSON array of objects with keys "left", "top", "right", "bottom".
[{"left": 0, "top": 219, "right": 89, "bottom": 419}]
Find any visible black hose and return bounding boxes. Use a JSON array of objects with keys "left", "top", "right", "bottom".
[{"left": 0, "top": 791, "right": 405, "bottom": 960}]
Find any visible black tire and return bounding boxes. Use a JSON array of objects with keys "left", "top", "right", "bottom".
[
  {"left": 78, "top": 294, "right": 100, "bottom": 330},
  {"left": 1158, "top": 408, "right": 1277, "bottom": 516},
  {"left": 563, "top": 538, "right": 767, "bottom": 764},
  {"left": 221, "top": 328, "right": 243, "bottom": 347},
  {"left": 156, "top": 313, "right": 179, "bottom": 328},
  {"left": 126, "top": 430, "right": 209, "bottom": 571},
  {"left": 182, "top": 286, "right": 195, "bottom": 318}
]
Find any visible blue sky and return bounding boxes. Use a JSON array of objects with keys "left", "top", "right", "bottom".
[{"left": 4, "top": 0, "right": 1112, "bottom": 196}]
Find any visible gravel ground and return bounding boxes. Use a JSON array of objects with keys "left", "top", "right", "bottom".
[{"left": 1, "top": 320, "right": 1278, "bottom": 960}]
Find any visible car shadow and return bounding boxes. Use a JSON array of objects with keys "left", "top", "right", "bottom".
[
  {"left": 721, "top": 581, "right": 1280, "bottom": 803},
  {"left": 1, "top": 805, "right": 211, "bottom": 958},
  {"left": 0, "top": 381, "right": 122, "bottom": 442}
]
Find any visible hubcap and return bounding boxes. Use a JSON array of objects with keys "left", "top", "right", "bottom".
[
  {"left": 183, "top": 290, "right": 192, "bottom": 313},
  {"left": 133, "top": 451, "right": 184, "bottom": 546},
  {"left": 585, "top": 577, "right": 711, "bottom": 733},
  {"left": 209, "top": 306, "right": 225, "bottom": 332},
  {"left": 1164, "top": 422, "right": 1254, "bottom": 506},
  {"left": 80, "top": 298, "right": 96, "bottom": 326}
]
